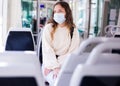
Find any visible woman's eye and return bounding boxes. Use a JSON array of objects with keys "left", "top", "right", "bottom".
[
  {"left": 54, "top": 9, "right": 64, "bottom": 13},
  {"left": 58, "top": 10, "right": 63, "bottom": 12},
  {"left": 54, "top": 11, "right": 56, "bottom": 13}
]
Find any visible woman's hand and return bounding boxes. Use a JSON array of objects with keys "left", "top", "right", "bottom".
[
  {"left": 44, "top": 68, "right": 52, "bottom": 76},
  {"left": 53, "top": 67, "right": 60, "bottom": 79}
]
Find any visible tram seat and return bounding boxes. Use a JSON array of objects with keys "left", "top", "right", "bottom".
[
  {"left": 104, "top": 25, "right": 120, "bottom": 37},
  {"left": 112, "top": 32, "right": 120, "bottom": 54},
  {"left": 0, "top": 51, "right": 37, "bottom": 63},
  {"left": 5, "top": 28, "right": 35, "bottom": 51},
  {"left": 0, "top": 51, "right": 45, "bottom": 86},
  {"left": 54, "top": 37, "right": 120, "bottom": 86},
  {"left": 70, "top": 42, "right": 120, "bottom": 86},
  {"left": 114, "top": 32, "right": 120, "bottom": 37},
  {"left": 70, "top": 63, "right": 120, "bottom": 86},
  {"left": 36, "top": 29, "right": 42, "bottom": 56},
  {"left": 36, "top": 29, "right": 43, "bottom": 64}
]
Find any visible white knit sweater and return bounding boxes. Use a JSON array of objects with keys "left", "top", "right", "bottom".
[{"left": 42, "top": 23, "right": 80, "bottom": 69}]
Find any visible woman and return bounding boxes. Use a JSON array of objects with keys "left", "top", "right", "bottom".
[{"left": 42, "top": 1, "right": 80, "bottom": 86}]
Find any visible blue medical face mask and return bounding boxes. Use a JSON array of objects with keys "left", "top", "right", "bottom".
[{"left": 53, "top": 13, "right": 66, "bottom": 24}]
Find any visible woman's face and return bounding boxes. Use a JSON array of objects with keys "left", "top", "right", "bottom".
[{"left": 54, "top": 4, "right": 66, "bottom": 16}]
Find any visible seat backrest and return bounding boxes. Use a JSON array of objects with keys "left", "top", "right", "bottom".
[
  {"left": 70, "top": 42, "right": 120, "bottom": 86},
  {"left": 0, "top": 51, "right": 37, "bottom": 63},
  {"left": 86, "top": 42, "right": 120, "bottom": 65},
  {"left": 37, "top": 29, "right": 43, "bottom": 64},
  {"left": 79, "top": 76, "right": 120, "bottom": 86},
  {"left": 0, "top": 51, "right": 45, "bottom": 86},
  {"left": 77, "top": 37, "right": 120, "bottom": 53},
  {"left": 5, "top": 28, "right": 35, "bottom": 51},
  {"left": 112, "top": 32, "right": 120, "bottom": 54},
  {"left": 104, "top": 25, "right": 120, "bottom": 37},
  {"left": 0, "top": 77, "right": 38, "bottom": 86},
  {"left": 70, "top": 64, "right": 120, "bottom": 86}
]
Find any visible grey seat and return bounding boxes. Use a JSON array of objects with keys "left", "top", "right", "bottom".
[
  {"left": 0, "top": 51, "right": 45, "bottom": 86},
  {"left": 70, "top": 42, "right": 120, "bottom": 86},
  {"left": 36, "top": 29, "right": 43, "bottom": 64},
  {"left": 112, "top": 32, "right": 120, "bottom": 54}
]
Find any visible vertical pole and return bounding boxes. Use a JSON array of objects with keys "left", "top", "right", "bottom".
[
  {"left": 36, "top": 0, "right": 40, "bottom": 46},
  {"left": 117, "top": 9, "right": 120, "bottom": 26},
  {"left": 84, "top": 0, "right": 91, "bottom": 39},
  {"left": 2, "top": 0, "right": 8, "bottom": 45},
  {"left": 37, "top": 0, "right": 40, "bottom": 32},
  {"left": 100, "top": 1, "right": 109, "bottom": 36},
  {"left": 87, "top": 0, "right": 91, "bottom": 38},
  {"left": 94, "top": 0, "right": 99, "bottom": 36}
]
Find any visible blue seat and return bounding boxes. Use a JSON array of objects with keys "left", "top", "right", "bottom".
[
  {"left": 5, "top": 28, "right": 35, "bottom": 51},
  {"left": 0, "top": 77, "right": 37, "bottom": 86},
  {"left": 112, "top": 32, "right": 120, "bottom": 54}
]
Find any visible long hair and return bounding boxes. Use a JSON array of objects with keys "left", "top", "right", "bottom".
[{"left": 47, "top": 1, "right": 75, "bottom": 39}]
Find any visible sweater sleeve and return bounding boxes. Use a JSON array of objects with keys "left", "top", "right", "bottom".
[
  {"left": 68, "top": 28, "right": 81, "bottom": 53},
  {"left": 42, "top": 24, "right": 60, "bottom": 69},
  {"left": 57, "top": 28, "right": 81, "bottom": 65}
]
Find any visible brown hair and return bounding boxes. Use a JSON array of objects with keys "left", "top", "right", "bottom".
[{"left": 47, "top": 1, "right": 75, "bottom": 39}]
